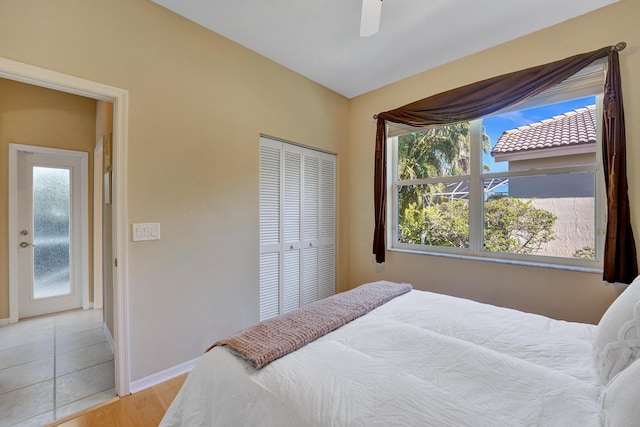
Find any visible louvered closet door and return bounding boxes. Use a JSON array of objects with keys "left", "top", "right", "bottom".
[
  {"left": 282, "top": 145, "right": 302, "bottom": 314},
  {"left": 259, "top": 138, "right": 282, "bottom": 321},
  {"left": 318, "top": 153, "right": 336, "bottom": 299},
  {"left": 259, "top": 137, "right": 335, "bottom": 321},
  {"left": 301, "top": 150, "right": 319, "bottom": 306}
]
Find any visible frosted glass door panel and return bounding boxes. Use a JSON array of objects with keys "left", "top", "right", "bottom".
[
  {"left": 32, "top": 166, "right": 71, "bottom": 299},
  {"left": 16, "top": 147, "right": 85, "bottom": 319}
]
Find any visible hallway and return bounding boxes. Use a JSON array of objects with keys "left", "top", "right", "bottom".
[{"left": 0, "top": 309, "right": 115, "bottom": 426}]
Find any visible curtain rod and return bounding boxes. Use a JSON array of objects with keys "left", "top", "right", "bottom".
[
  {"left": 614, "top": 41, "right": 627, "bottom": 51},
  {"left": 372, "top": 41, "right": 627, "bottom": 120}
]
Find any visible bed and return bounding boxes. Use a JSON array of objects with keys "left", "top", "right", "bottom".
[{"left": 160, "top": 278, "right": 640, "bottom": 427}]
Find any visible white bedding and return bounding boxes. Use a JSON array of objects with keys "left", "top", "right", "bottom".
[{"left": 160, "top": 288, "right": 603, "bottom": 426}]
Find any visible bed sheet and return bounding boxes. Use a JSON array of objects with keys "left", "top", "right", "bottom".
[{"left": 160, "top": 289, "right": 601, "bottom": 427}]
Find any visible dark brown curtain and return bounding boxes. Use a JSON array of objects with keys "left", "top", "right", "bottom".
[
  {"left": 602, "top": 50, "right": 638, "bottom": 283},
  {"left": 373, "top": 44, "right": 638, "bottom": 283}
]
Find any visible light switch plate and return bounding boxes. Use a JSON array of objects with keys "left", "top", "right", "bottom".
[{"left": 132, "top": 223, "right": 160, "bottom": 241}]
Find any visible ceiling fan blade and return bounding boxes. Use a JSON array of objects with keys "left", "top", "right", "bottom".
[{"left": 360, "top": 0, "right": 382, "bottom": 37}]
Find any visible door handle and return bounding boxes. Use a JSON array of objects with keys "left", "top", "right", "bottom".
[{"left": 19, "top": 242, "right": 34, "bottom": 248}]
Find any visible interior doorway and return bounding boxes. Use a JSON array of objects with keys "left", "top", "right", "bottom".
[{"left": 1, "top": 56, "right": 130, "bottom": 396}]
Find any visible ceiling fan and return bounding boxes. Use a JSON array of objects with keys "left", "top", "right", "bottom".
[{"left": 360, "top": 0, "right": 383, "bottom": 37}]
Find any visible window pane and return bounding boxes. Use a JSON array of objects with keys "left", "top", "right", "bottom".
[
  {"left": 483, "top": 97, "right": 597, "bottom": 174},
  {"left": 33, "top": 167, "right": 71, "bottom": 299},
  {"left": 397, "top": 122, "right": 471, "bottom": 179},
  {"left": 398, "top": 182, "right": 469, "bottom": 248},
  {"left": 483, "top": 172, "right": 595, "bottom": 259}
]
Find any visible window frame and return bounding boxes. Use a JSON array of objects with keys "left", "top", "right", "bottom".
[{"left": 387, "top": 64, "right": 606, "bottom": 272}]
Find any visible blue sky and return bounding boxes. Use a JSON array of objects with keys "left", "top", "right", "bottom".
[{"left": 482, "top": 96, "right": 596, "bottom": 173}]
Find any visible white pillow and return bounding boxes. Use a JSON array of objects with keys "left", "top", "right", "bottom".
[
  {"left": 593, "top": 276, "right": 640, "bottom": 384},
  {"left": 600, "top": 358, "right": 640, "bottom": 427}
]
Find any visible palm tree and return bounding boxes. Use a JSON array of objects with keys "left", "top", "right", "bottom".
[{"left": 397, "top": 122, "right": 488, "bottom": 211}]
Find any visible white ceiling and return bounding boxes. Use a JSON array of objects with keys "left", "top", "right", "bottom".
[{"left": 151, "top": 0, "right": 618, "bottom": 99}]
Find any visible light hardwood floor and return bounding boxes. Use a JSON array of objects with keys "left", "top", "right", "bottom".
[{"left": 47, "top": 374, "right": 187, "bottom": 427}]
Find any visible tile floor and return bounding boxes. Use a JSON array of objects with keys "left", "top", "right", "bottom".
[{"left": 0, "top": 309, "right": 115, "bottom": 426}]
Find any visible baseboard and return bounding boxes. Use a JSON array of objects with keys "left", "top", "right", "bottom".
[
  {"left": 129, "top": 356, "right": 200, "bottom": 394},
  {"left": 103, "top": 323, "right": 115, "bottom": 355},
  {"left": 0, "top": 317, "right": 10, "bottom": 327}
]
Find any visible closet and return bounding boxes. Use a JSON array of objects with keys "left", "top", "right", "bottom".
[{"left": 259, "top": 136, "right": 336, "bottom": 321}]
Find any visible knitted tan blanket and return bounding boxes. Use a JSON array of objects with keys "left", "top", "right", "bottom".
[{"left": 211, "top": 281, "right": 412, "bottom": 369}]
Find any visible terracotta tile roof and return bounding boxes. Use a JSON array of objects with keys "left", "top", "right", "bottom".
[{"left": 491, "top": 105, "right": 596, "bottom": 155}]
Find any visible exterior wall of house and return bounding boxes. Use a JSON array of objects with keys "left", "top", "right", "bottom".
[
  {"left": 505, "top": 153, "right": 597, "bottom": 257},
  {"left": 508, "top": 152, "right": 596, "bottom": 170},
  {"left": 509, "top": 172, "right": 595, "bottom": 198},
  {"left": 529, "top": 197, "right": 595, "bottom": 259},
  {"left": 508, "top": 152, "right": 596, "bottom": 198},
  {"left": 347, "top": 0, "right": 639, "bottom": 325}
]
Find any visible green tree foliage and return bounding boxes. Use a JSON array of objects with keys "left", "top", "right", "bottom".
[
  {"left": 483, "top": 197, "right": 556, "bottom": 254},
  {"left": 573, "top": 246, "right": 595, "bottom": 260},
  {"left": 396, "top": 123, "right": 558, "bottom": 255},
  {"left": 397, "top": 122, "right": 489, "bottom": 213},
  {"left": 397, "top": 122, "right": 473, "bottom": 180},
  {"left": 399, "top": 197, "right": 557, "bottom": 254},
  {"left": 400, "top": 200, "right": 469, "bottom": 248}
]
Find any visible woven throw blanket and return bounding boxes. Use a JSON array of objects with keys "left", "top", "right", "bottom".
[{"left": 211, "top": 281, "right": 412, "bottom": 369}]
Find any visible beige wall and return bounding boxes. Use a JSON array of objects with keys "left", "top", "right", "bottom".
[
  {"left": 0, "top": 0, "right": 349, "bottom": 381},
  {"left": 0, "top": 78, "right": 96, "bottom": 318},
  {"left": 347, "top": 0, "right": 639, "bottom": 324}
]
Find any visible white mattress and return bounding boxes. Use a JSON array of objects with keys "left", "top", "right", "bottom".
[{"left": 160, "top": 289, "right": 602, "bottom": 426}]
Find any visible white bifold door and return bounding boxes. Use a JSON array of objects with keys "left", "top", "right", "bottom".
[{"left": 259, "top": 137, "right": 336, "bottom": 321}]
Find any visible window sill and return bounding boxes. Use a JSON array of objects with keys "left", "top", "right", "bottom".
[{"left": 387, "top": 247, "right": 603, "bottom": 274}]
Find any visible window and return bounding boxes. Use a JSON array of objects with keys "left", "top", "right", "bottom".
[{"left": 388, "top": 64, "right": 606, "bottom": 270}]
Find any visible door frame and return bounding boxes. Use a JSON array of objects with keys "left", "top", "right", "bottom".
[
  {"left": 0, "top": 56, "right": 131, "bottom": 396},
  {"left": 11, "top": 144, "right": 89, "bottom": 316},
  {"left": 93, "top": 138, "right": 104, "bottom": 310}
]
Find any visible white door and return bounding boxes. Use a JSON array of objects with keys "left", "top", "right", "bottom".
[
  {"left": 15, "top": 147, "right": 87, "bottom": 318},
  {"left": 281, "top": 144, "right": 302, "bottom": 314},
  {"left": 259, "top": 137, "right": 336, "bottom": 321},
  {"left": 318, "top": 153, "right": 336, "bottom": 299}
]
